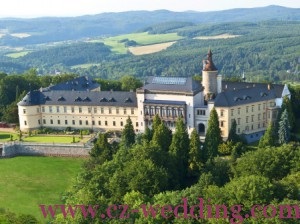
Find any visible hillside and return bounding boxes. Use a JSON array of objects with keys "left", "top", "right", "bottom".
[{"left": 0, "top": 5, "right": 299, "bottom": 46}]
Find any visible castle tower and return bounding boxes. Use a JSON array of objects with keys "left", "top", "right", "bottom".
[{"left": 202, "top": 49, "right": 221, "bottom": 99}]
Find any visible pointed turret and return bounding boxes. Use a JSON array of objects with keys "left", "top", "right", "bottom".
[{"left": 203, "top": 49, "right": 217, "bottom": 71}]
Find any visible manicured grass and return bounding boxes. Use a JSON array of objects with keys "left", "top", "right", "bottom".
[
  {"left": 0, "top": 157, "right": 85, "bottom": 221},
  {"left": 23, "top": 135, "right": 89, "bottom": 144},
  {"left": 0, "top": 132, "right": 18, "bottom": 142}
]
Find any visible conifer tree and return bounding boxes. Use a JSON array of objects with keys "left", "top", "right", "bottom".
[
  {"left": 281, "top": 96, "right": 295, "bottom": 130},
  {"left": 151, "top": 122, "right": 172, "bottom": 152},
  {"left": 227, "top": 119, "right": 239, "bottom": 143},
  {"left": 121, "top": 116, "right": 136, "bottom": 148},
  {"left": 169, "top": 117, "right": 190, "bottom": 184},
  {"left": 204, "top": 107, "right": 222, "bottom": 161},
  {"left": 278, "top": 109, "right": 290, "bottom": 145},
  {"left": 258, "top": 122, "right": 277, "bottom": 148},
  {"left": 142, "top": 126, "right": 153, "bottom": 144},
  {"left": 188, "top": 128, "right": 203, "bottom": 177},
  {"left": 152, "top": 114, "right": 162, "bottom": 131}
]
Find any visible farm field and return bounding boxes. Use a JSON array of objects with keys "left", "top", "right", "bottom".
[
  {"left": 89, "top": 32, "right": 183, "bottom": 53},
  {"left": 128, "top": 41, "right": 176, "bottom": 55},
  {"left": 0, "top": 157, "right": 85, "bottom": 221}
]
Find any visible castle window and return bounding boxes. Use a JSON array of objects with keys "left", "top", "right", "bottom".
[
  {"left": 101, "top": 108, "right": 104, "bottom": 114},
  {"left": 56, "top": 106, "right": 60, "bottom": 113},
  {"left": 65, "top": 120, "right": 68, "bottom": 125},
  {"left": 23, "top": 109, "right": 26, "bottom": 114},
  {"left": 24, "top": 121, "right": 27, "bottom": 125},
  {"left": 94, "top": 107, "right": 97, "bottom": 113},
  {"left": 79, "top": 120, "right": 82, "bottom": 125},
  {"left": 258, "top": 114, "right": 261, "bottom": 120},
  {"left": 57, "top": 120, "right": 60, "bottom": 125},
  {"left": 72, "top": 120, "right": 75, "bottom": 125},
  {"left": 220, "top": 110, "right": 224, "bottom": 117},
  {"left": 49, "top": 106, "right": 53, "bottom": 113},
  {"left": 50, "top": 119, "right": 53, "bottom": 124},
  {"left": 105, "top": 121, "right": 108, "bottom": 126},
  {"left": 251, "top": 115, "right": 254, "bottom": 122},
  {"left": 246, "top": 116, "right": 249, "bottom": 123},
  {"left": 109, "top": 108, "right": 112, "bottom": 114},
  {"left": 220, "top": 121, "right": 224, "bottom": 127},
  {"left": 131, "top": 109, "right": 134, "bottom": 115},
  {"left": 38, "top": 119, "right": 40, "bottom": 125},
  {"left": 42, "top": 107, "right": 45, "bottom": 112},
  {"left": 237, "top": 118, "right": 241, "bottom": 125},
  {"left": 79, "top": 107, "right": 82, "bottom": 113},
  {"left": 197, "top": 109, "right": 206, "bottom": 116},
  {"left": 120, "top": 121, "right": 123, "bottom": 126},
  {"left": 113, "top": 121, "right": 116, "bottom": 126},
  {"left": 116, "top": 108, "right": 119, "bottom": 114},
  {"left": 231, "top": 109, "right": 234, "bottom": 116},
  {"left": 71, "top": 107, "right": 74, "bottom": 113},
  {"left": 252, "top": 105, "right": 254, "bottom": 112},
  {"left": 64, "top": 106, "right": 67, "bottom": 113},
  {"left": 246, "top": 106, "right": 249, "bottom": 113},
  {"left": 258, "top": 104, "right": 261, "bottom": 111},
  {"left": 43, "top": 119, "right": 46, "bottom": 124},
  {"left": 92, "top": 121, "right": 95, "bottom": 125},
  {"left": 124, "top": 108, "right": 127, "bottom": 115},
  {"left": 98, "top": 121, "right": 101, "bottom": 126},
  {"left": 88, "top": 108, "right": 91, "bottom": 113},
  {"left": 238, "top": 108, "right": 240, "bottom": 115},
  {"left": 86, "top": 120, "right": 88, "bottom": 125}
]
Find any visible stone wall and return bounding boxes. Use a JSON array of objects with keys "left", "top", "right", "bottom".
[{"left": 1, "top": 142, "right": 91, "bottom": 158}]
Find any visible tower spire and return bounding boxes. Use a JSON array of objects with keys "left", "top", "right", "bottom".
[{"left": 203, "top": 49, "right": 217, "bottom": 71}]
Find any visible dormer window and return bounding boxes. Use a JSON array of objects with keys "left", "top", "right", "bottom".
[
  {"left": 58, "top": 96, "right": 65, "bottom": 101},
  {"left": 74, "top": 97, "right": 82, "bottom": 102},
  {"left": 125, "top": 98, "right": 132, "bottom": 103},
  {"left": 100, "top": 97, "right": 107, "bottom": 102},
  {"left": 83, "top": 97, "right": 91, "bottom": 102},
  {"left": 108, "top": 97, "right": 116, "bottom": 102}
]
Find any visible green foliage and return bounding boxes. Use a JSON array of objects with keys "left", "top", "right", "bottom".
[
  {"left": 0, "top": 209, "right": 39, "bottom": 224},
  {"left": 204, "top": 108, "right": 222, "bottom": 161},
  {"left": 151, "top": 122, "right": 172, "bottom": 152},
  {"left": 169, "top": 118, "right": 190, "bottom": 186},
  {"left": 281, "top": 96, "right": 296, "bottom": 130},
  {"left": 188, "top": 128, "right": 203, "bottom": 178},
  {"left": 232, "top": 144, "right": 299, "bottom": 180},
  {"left": 121, "top": 116, "right": 136, "bottom": 148},
  {"left": 120, "top": 75, "right": 143, "bottom": 91},
  {"left": 258, "top": 122, "right": 277, "bottom": 148},
  {"left": 227, "top": 119, "right": 240, "bottom": 143},
  {"left": 278, "top": 109, "right": 291, "bottom": 144}
]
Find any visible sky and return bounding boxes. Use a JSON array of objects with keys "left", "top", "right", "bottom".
[{"left": 0, "top": 0, "right": 299, "bottom": 18}]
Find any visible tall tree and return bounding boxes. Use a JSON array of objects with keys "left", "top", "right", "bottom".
[
  {"left": 281, "top": 96, "right": 296, "bottom": 131},
  {"left": 169, "top": 117, "right": 190, "bottom": 185},
  {"left": 258, "top": 122, "right": 277, "bottom": 148},
  {"left": 203, "top": 107, "right": 222, "bottom": 161},
  {"left": 151, "top": 122, "right": 172, "bottom": 152},
  {"left": 278, "top": 109, "right": 290, "bottom": 145},
  {"left": 121, "top": 116, "right": 136, "bottom": 148},
  {"left": 227, "top": 119, "right": 240, "bottom": 143},
  {"left": 152, "top": 114, "right": 162, "bottom": 131},
  {"left": 188, "top": 128, "right": 203, "bottom": 178}
]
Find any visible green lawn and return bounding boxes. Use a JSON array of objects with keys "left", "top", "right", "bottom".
[
  {"left": 5, "top": 51, "right": 30, "bottom": 58},
  {"left": 23, "top": 135, "right": 89, "bottom": 144},
  {"left": 0, "top": 157, "right": 85, "bottom": 221},
  {"left": 0, "top": 132, "right": 18, "bottom": 142}
]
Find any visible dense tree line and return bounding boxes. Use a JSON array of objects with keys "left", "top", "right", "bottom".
[{"left": 51, "top": 105, "right": 299, "bottom": 223}]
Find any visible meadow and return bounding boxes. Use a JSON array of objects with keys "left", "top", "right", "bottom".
[{"left": 0, "top": 156, "right": 85, "bottom": 221}]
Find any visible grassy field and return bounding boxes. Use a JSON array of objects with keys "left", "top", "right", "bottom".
[
  {"left": 0, "top": 157, "right": 85, "bottom": 221},
  {"left": 5, "top": 51, "right": 30, "bottom": 58},
  {"left": 89, "top": 32, "right": 183, "bottom": 53},
  {"left": 0, "top": 132, "right": 18, "bottom": 142},
  {"left": 22, "top": 135, "right": 89, "bottom": 144}
]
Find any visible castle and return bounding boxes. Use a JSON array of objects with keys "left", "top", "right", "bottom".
[{"left": 18, "top": 50, "right": 290, "bottom": 142}]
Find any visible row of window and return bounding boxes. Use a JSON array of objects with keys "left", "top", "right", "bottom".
[
  {"left": 24, "top": 119, "right": 140, "bottom": 127},
  {"left": 37, "top": 106, "right": 135, "bottom": 115},
  {"left": 229, "top": 102, "right": 275, "bottom": 116},
  {"left": 236, "top": 122, "right": 266, "bottom": 134}
]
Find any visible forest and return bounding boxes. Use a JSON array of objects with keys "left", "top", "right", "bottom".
[
  {"left": 48, "top": 105, "right": 300, "bottom": 223},
  {"left": 0, "top": 21, "right": 299, "bottom": 85}
]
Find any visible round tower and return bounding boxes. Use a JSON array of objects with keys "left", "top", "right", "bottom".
[{"left": 202, "top": 49, "right": 219, "bottom": 99}]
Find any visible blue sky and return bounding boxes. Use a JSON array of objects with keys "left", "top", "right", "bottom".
[{"left": 0, "top": 0, "right": 299, "bottom": 18}]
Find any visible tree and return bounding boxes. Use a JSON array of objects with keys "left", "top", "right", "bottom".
[
  {"left": 142, "top": 126, "right": 153, "bottom": 144},
  {"left": 152, "top": 114, "right": 162, "bottom": 131},
  {"left": 120, "top": 75, "right": 142, "bottom": 91},
  {"left": 278, "top": 109, "right": 290, "bottom": 145},
  {"left": 227, "top": 119, "right": 239, "bottom": 143},
  {"left": 188, "top": 128, "right": 203, "bottom": 178},
  {"left": 89, "top": 133, "right": 111, "bottom": 161},
  {"left": 151, "top": 122, "right": 172, "bottom": 152},
  {"left": 169, "top": 118, "right": 190, "bottom": 185},
  {"left": 281, "top": 96, "right": 296, "bottom": 131},
  {"left": 121, "top": 116, "right": 136, "bottom": 148},
  {"left": 203, "top": 108, "right": 222, "bottom": 161},
  {"left": 258, "top": 122, "right": 277, "bottom": 148}
]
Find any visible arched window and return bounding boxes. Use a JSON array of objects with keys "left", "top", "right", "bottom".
[{"left": 198, "top": 123, "right": 205, "bottom": 135}]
